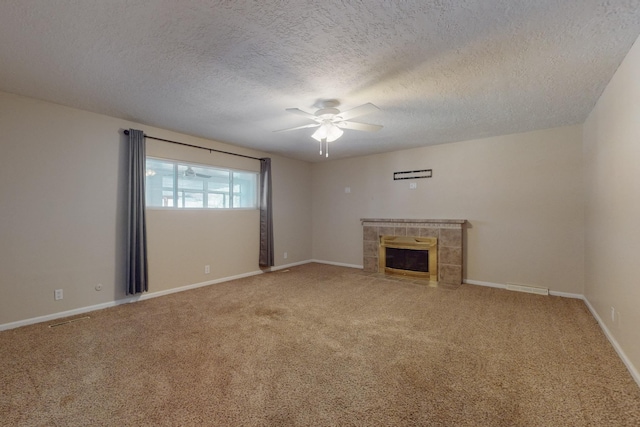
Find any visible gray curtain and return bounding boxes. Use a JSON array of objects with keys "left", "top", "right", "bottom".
[
  {"left": 126, "top": 129, "right": 148, "bottom": 295},
  {"left": 259, "top": 158, "right": 274, "bottom": 267}
]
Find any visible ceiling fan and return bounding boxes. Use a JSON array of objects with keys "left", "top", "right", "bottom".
[
  {"left": 183, "top": 167, "right": 211, "bottom": 179},
  {"left": 275, "top": 100, "right": 383, "bottom": 157}
]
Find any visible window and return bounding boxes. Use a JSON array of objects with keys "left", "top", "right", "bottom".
[{"left": 145, "top": 158, "right": 258, "bottom": 209}]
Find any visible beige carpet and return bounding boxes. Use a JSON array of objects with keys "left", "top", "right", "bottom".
[{"left": 2, "top": 263, "right": 639, "bottom": 426}]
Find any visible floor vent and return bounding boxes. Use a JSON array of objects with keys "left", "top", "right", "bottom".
[
  {"left": 505, "top": 283, "right": 549, "bottom": 296},
  {"left": 49, "top": 316, "right": 91, "bottom": 328}
]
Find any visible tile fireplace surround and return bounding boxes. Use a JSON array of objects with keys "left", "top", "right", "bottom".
[{"left": 361, "top": 219, "right": 466, "bottom": 285}]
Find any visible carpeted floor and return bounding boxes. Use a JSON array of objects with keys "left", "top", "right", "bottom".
[{"left": 1, "top": 263, "right": 639, "bottom": 426}]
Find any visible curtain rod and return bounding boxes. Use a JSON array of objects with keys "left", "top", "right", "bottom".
[{"left": 124, "top": 130, "right": 263, "bottom": 161}]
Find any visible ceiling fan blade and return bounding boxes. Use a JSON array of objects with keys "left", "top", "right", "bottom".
[
  {"left": 285, "top": 108, "right": 321, "bottom": 121},
  {"left": 274, "top": 123, "right": 320, "bottom": 133},
  {"left": 337, "top": 103, "right": 380, "bottom": 121},
  {"left": 336, "top": 121, "right": 383, "bottom": 132}
]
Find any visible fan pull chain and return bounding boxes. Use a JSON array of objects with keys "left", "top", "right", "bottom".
[
  {"left": 325, "top": 139, "right": 329, "bottom": 158},
  {"left": 319, "top": 138, "right": 323, "bottom": 155}
]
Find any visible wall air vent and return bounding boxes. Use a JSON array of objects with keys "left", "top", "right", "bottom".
[
  {"left": 393, "top": 169, "right": 432, "bottom": 180},
  {"left": 48, "top": 316, "right": 91, "bottom": 328},
  {"left": 505, "top": 283, "right": 549, "bottom": 296}
]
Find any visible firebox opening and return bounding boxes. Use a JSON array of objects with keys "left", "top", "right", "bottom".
[
  {"left": 385, "top": 247, "right": 429, "bottom": 273},
  {"left": 379, "top": 235, "right": 438, "bottom": 285}
]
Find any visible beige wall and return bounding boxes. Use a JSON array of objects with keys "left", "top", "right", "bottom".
[
  {"left": 311, "top": 125, "right": 585, "bottom": 294},
  {"left": 271, "top": 155, "right": 312, "bottom": 266},
  {"left": 0, "top": 91, "right": 312, "bottom": 325},
  {"left": 583, "top": 35, "right": 640, "bottom": 373}
]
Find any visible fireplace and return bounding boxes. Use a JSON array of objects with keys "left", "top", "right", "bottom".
[
  {"left": 379, "top": 235, "right": 438, "bottom": 284},
  {"left": 361, "top": 218, "right": 466, "bottom": 286}
]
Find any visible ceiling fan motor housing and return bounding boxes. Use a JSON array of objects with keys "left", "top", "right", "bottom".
[{"left": 315, "top": 107, "right": 341, "bottom": 119}]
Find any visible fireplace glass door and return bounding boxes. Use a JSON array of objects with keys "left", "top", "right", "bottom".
[{"left": 385, "top": 247, "right": 429, "bottom": 273}]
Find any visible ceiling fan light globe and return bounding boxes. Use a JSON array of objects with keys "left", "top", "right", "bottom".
[
  {"left": 311, "top": 123, "right": 343, "bottom": 142},
  {"left": 326, "top": 125, "right": 343, "bottom": 142},
  {"left": 311, "top": 125, "right": 328, "bottom": 142}
]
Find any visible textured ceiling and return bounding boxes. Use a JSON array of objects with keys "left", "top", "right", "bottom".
[{"left": 0, "top": 1, "right": 639, "bottom": 162}]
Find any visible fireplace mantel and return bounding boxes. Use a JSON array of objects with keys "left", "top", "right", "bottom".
[
  {"left": 361, "top": 218, "right": 466, "bottom": 285},
  {"left": 361, "top": 218, "right": 466, "bottom": 226}
]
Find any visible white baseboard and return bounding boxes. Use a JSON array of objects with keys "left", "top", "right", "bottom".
[
  {"left": 582, "top": 297, "right": 640, "bottom": 388},
  {"left": 311, "top": 259, "right": 363, "bottom": 269},
  {"left": 268, "top": 260, "right": 313, "bottom": 271},
  {"left": 465, "top": 279, "right": 582, "bottom": 299},
  {"left": 264, "top": 259, "right": 364, "bottom": 272},
  {"left": 137, "top": 270, "right": 264, "bottom": 300},
  {"left": 464, "top": 279, "right": 507, "bottom": 289},
  {"left": 548, "top": 290, "right": 584, "bottom": 299},
  {"left": 0, "top": 269, "right": 264, "bottom": 332},
  {"left": 0, "top": 298, "right": 139, "bottom": 332}
]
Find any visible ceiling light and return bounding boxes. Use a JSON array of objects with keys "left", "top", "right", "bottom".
[
  {"left": 311, "top": 123, "right": 344, "bottom": 158},
  {"left": 311, "top": 122, "right": 344, "bottom": 143}
]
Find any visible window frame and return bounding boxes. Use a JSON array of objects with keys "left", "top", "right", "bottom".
[{"left": 145, "top": 156, "right": 259, "bottom": 211}]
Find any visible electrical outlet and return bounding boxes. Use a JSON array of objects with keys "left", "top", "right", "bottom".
[
  {"left": 344, "top": 187, "right": 351, "bottom": 193},
  {"left": 409, "top": 182, "right": 417, "bottom": 190},
  {"left": 54, "top": 289, "right": 63, "bottom": 301},
  {"left": 95, "top": 283, "right": 103, "bottom": 291},
  {"left": 205, "top": 265, "right": 210, "bottom": 274},
  {"left": 284, "top": 252, "right": 288, "bottom": 259}
]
